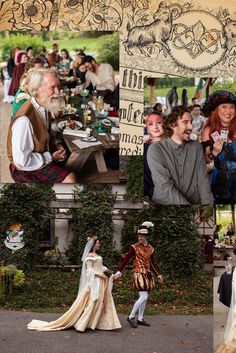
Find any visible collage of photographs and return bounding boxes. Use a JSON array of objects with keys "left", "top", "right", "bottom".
[{"left": 0, "top": 1, "right": 235, "bottom": 353}]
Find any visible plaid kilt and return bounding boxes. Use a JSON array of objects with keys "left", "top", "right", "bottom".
[
  {"left": 10, "top": 162, "right": 70, "bottom": 183},
  {"left": 132, "top": 272, "right": 155, "bottom": 291}
]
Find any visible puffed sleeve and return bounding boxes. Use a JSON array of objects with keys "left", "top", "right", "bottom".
[{"left": 118, "top": 246, "right": 136, "bottom": 273}]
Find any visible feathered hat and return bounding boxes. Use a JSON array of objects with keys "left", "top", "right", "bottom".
[{"left": 137, "top": 221, "right": 154, "bottom": 235}]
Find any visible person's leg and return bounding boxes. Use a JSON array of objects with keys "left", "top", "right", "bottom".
[
  {"left": 138, "top": 292, "right": 149, "bottom": 321},
  {"left": 136, "top": 291, "right": 151, "bottom": 326},
  {"left": 129, "top": 291, "right": 148, "bottom": 319},
  {"left": 62, "top": 172, "right": 77, "bottom": 183}
]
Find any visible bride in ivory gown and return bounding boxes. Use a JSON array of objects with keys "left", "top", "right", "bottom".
[
  {"left": 216, "top": 269, "right": 236, "bottom": 353},
  {"left": 27, "top": 237, "right": 121, "bottom": 332}
]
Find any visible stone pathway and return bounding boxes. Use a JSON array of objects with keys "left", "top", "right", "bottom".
[{"left": 0, "top": 310, "right": 212, "bottom": 353}]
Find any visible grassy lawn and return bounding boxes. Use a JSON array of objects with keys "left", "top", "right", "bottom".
[
  {"left": 43, "top": 37, "right": 100, "bottom": 56},
  {"left": 0, "top": 269, "right": 212, "bottom": 315},
  {"left": 0, "top": 33, "right": 115, "bottom": 62}
]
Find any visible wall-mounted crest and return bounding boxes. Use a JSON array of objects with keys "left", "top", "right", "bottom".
[{"left": 4, "top": 224, "right": 24, "bottom": 251}]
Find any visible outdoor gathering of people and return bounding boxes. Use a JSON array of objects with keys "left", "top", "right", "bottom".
[
  {"left": 144, "top": 89, "right": 236, "bottom": 205},
  {"left": 3, "top": 42, "right": 119, "bottom": 184}
]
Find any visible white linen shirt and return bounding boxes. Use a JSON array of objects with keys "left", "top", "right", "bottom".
[
  {"left": 11, "top": 97, "right": 52, "bottom": 171},
  {"left": 85, "top": 63, "right": 116, "bottom": 91}
]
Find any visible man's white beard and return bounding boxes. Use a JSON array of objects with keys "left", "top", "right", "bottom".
[{"left": 44, "top": 96, "right": 63, "bottom": 117}]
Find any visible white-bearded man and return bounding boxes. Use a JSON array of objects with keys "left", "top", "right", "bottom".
[{"left": 7, "top": 68, "right": 76, "bottom": 183}]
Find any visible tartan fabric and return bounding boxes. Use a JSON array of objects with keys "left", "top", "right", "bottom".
[
  {"left": 132, "top": 272, "right": 155, "bottom": 291},
  {"left": 9, "top": 162, "right": 70, "bottom": 183}
]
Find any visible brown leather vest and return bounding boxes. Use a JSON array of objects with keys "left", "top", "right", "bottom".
[
  {"left": 7, "top": 100, "right": 50, "bottom": 163},
  {"left": 132, "top": 242, "right": 154, "bottom": 274}
]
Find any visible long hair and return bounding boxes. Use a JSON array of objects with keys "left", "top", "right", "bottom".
[
  {"left": 204, "top": 106, "right": 236, "bottom": 142},
  {"left": 61, "top": 49, "right": 70, "bottom": 59},
  {"left": 89, "top": 238, "right": 99, "bottom": 253}
]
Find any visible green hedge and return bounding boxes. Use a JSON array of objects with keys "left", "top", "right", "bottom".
[
  {"left": 97, "top": 32, "right": 119, "bottom": 71},
  {"left": 0, "top": 34, "right": 44, "bottom": 61},
  {"left": 124, "top": 156, "right": 144, "bottom": 201},
  {"left": 121, "top": 206, "right": 204, "bottom": 279},
  {"left": 0, "top": 269, "right": 212, "bottom": 315},
  {"left": 66, "top": 184, "right": 114, "bottom": 267},
  {"left": 0, "top": 184, "right": 55, "bottom": 268}
]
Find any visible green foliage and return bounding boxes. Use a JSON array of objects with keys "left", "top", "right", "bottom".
[
  {"left": 121, "top": 207, "right": 204, "bottom": 279},
  {"left": 154, "top": 206, "right": 203, "bottom": 279},
  {"left": 0, "top": 32, "right": 118, "bottom": 64},
  {"left": 41, "top": 249, "right": 68, "bottom": 266},
  {"left": 154, "top": 77, "right": 195, "bottom": 88},
  {"left": 0, "top": 269, "right": 212, "bottom": 315},
  {"left": 0, "top": 34, "right": 44, "bottom": 61},
  {"left": 0, "top": 184, "right": 55, "bottom": 268},
  {"left": 114, "top": 271, "right": 212, "bottom": 315},
  {"left": 200, "top": 206, "right": 213, "bottom": 220},
  {"left": 96, "top": 32, "right": 119, "bottom": 70},
  {"left": 121, "top": 209, "right": 152, "bottom": 251},
  {"left": 66, "top": 185, "right": 114, "bottom": 267},
  {"left": 212, "top": 80, "right": 236, "bottom": 94},
  {"left": 124, "top": 156, "right": 144, "bottom": 200},
  {"left": 0, "top": 264, "right": 25, "bottom": 300},
  {"left": 0, "top": 269, "right": 78, "bottom": 309}
]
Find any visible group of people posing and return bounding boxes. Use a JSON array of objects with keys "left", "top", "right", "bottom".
[{"left": 144, "top": 90, "right": 236, "bottom": 205}]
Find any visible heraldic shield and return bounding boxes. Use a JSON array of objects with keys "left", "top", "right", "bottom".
[{"left": 4, "top": 224, "right": 24, "bottom": 251}]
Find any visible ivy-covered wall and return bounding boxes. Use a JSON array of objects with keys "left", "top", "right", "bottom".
[
  {"left": 121, "top": 206, "right": 204, "bottom": 279},
  {"left": 66, "top": 184, "right": 114, "bottom": 267},
  {"left": 124, "top": 156, "right": 144, "bottom": 200},
  {"left": 0, "top": 184, "right": 55, "bottom": 268}
]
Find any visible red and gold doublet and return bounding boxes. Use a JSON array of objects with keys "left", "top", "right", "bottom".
[{"left": 118, "top": 242, "right": 160, "bottom": 291}]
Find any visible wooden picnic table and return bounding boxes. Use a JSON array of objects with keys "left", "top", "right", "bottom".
[
  {"left": 52, "top": 90, "right": 119, "bottom": 174},
  {"left": 62, "top": 129, "right": 119, "bottom": 173}
]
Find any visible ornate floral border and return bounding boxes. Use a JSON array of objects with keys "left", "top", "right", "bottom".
[
  {"left": 0, "top": 0, "right": 55, "bottom": 31},
  {"left": 56, "top": 0, "right": 131, "bottom": 31}
]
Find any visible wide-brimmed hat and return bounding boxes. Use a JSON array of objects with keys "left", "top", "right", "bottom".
[{"left": 202, "top": 90, "right": 236, "bottom": 117}]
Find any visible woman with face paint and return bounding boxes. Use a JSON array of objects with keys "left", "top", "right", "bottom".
[{"left": 144, "top": 112, "right": 165, "bottom": 199}]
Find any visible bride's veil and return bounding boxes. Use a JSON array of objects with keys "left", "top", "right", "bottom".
[
  {"left": 224, "top": 269, "right": 236, "bottom": 346},
  {"left": 78, "top": 238, "right": 95, "bottom": 294}
]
